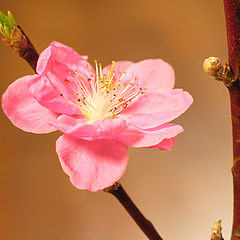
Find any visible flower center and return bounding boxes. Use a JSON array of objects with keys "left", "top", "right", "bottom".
[{"left": 62, "top": 60, "right": 146, "bottom": 121}]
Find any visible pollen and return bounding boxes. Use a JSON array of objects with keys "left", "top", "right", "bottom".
[{"left": 62, "top": 60, "right": 146, "bottom": 121}]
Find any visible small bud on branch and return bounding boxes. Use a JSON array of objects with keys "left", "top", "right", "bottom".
[
  {"left": 211, "top": 220, "right": 224, "bottom": 240},
  {"left": 203, "top": 57, "right": 235, "bottom": 87},
  {"left": 203, "top": 57, "right": 223, "bottom": 79},
  {"left": 0, "top": 10, "right": 38, "bottom": 72}
]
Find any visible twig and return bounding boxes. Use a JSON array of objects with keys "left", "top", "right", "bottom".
[
  {"left": 16, "top": 25, "right": 39, "bottom": 72},
  {"left": 105, "top": 183, "right": 163, "bottom": 240},
  {"left": 224, "top": 1, "right": 240, "bottom": 239}
]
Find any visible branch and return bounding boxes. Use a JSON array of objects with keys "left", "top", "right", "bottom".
[
  {"left": 224, "top": 1, "right": 240, "bottom": 239},
  {"left": 15, "top": 25, "right": 39, "bottom": 72},
  {"left": 105, "top": 183, "right": 163, "bottom": 240}
]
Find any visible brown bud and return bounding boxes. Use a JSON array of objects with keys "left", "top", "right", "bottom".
[
  {"left": 203, "top": 57, "right": 223, "bottom": 77},
  {"left": 211, "top": 220, "right": 224, "bottom": 240}
]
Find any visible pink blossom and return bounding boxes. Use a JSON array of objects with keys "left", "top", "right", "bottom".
[{"left": 1, "top": 41, "right": 193, "bottom": 191}]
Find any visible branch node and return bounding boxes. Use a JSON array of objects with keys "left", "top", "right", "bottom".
[{"left": 103, "top": 182, "right": 120, "bottom": 193}]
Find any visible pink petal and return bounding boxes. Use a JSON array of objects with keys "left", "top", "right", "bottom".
[
  {"left": 56, "top": 135, "right": 129, "bottom": 191},
  {"left": 102, "top": 61, "right": 133, "bottom": 80},
  {"left": 122, "top": 59, "right": 175, "bottom": 91},
  {"left": 149, "top": 137, "right": 175, "bottom": 151},
  {"left": 1, "top": 76, "right": 59, "bottom": 134},
  {"left": 28, "top": 74, "right": 81, "bottom": 115},
  {"left": 37, "top": 41, "right": 92, "bottom": 74},
  {"left": 117, "top": 123, "right": 183, "bottom": 148},
  {"left": 33, "top": 42, "right": 96, "bottom": 115},
  {"left": 122, "top": 88, "right": 193, "bottom": 128},
  {"left": 53, "top": 115, "right": 128, "bottom": 140}
]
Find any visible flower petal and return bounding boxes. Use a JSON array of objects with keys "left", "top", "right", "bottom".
[
  {"left": 28, "top": 74, "right": 81, "bottom": 115},
  {"left": 149, "top": 137, "right": 175, "bottom": 151},
  {"left": 1, "top": 76, "right": 59, "bottom": 134},
  {"left": 117, "top": 123, "right": 183, "bottom": 148},
  {"left": 122, "top": 59, "right": 175, "bottom": 91},
  {"left": 53, "top": 115, "right": 128, "bottom": 140},
  {"left": 122, "top": 88, "right": 193, "bottom": 128},
  {"left": 56, "top": 135, "right": 129, "bottom": 191},
  {"left": 37, "top": 41, "right": 92, "bottom": 74},
  {"left": 102, "top": 61, "right": 133, "bottom": 80},
  {"left": 33, "top": 42, "right": 96, "bottom": 116}
]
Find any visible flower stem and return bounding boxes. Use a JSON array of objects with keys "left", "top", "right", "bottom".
[
  {"left": 223, "top": 1, "right": 240, "bottom": 239},
  {"left": 16, "top": 26, "right": 39, "bottom": 73},
  {"left": 106, "top": 183, "right": 163, "bottom": 240}
]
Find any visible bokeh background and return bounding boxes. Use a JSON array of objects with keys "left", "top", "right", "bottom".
[{"left": 0, "top": 0, "right": 232, "bottom": 239}]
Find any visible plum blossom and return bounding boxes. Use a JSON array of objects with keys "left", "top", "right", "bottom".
[{"left": 1, "top": 41, "right": 193, "bottom": 191}]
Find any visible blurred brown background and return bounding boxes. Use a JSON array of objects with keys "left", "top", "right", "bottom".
[{"left": 0, "top": 0, "right": 232, "bottom": 239}]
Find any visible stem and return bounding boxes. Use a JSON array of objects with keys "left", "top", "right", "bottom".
[
  {"left": 107, "top": 184, "right": 163, "bottom": 240},
  {"left": 223, "top": 1, "right": 240, "bottom": 239},
  {"left": 17, "top": 25, "right": 39, "bottom": 73}
]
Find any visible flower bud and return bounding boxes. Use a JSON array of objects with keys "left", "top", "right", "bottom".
[
  {"left": 0, "top": 10, "right": 16, "bottom": 40},
  {"left": 211, "top": 220, "right": 223, "bottom": 240},
  {"left": 0, "top": 10, "right": 38, "bottom": 72},
  {"left": 203, "top": 57, "right": 223, "bottom": 77}
]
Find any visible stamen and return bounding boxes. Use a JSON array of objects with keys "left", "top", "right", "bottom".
[{"left": 62, "top": 60, "right": 146, "bottom": 121}]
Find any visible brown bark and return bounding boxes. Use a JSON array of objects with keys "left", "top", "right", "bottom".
[
  {"left": 224, "top": 1, "right": 240, "bottom": 239},
  {"left": 108, "top": 184, "right": 163, "bottom": 240},
  {"left": 17, "top": 25, "right": 39, "bottom": 73}
]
